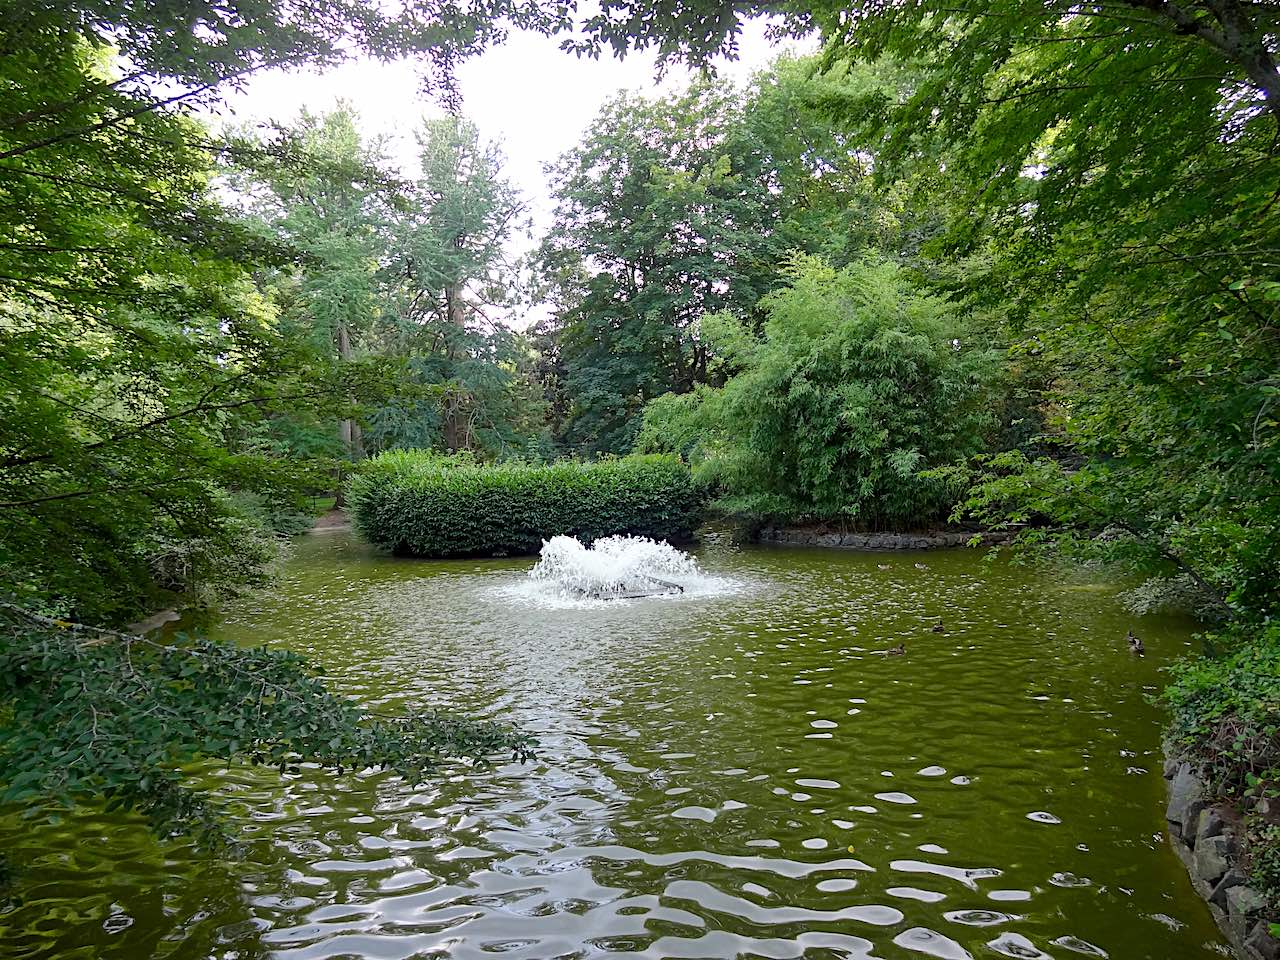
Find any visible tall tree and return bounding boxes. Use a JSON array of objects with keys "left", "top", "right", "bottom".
[
  {"left": 537, "top": 81, "right": 791, "bottom": 453},
  {"left": 232, "top": 105, "right": 400, "bottom": 491},
  {"left": 388, "top": 116, "right": 530, "bottom": 454}
]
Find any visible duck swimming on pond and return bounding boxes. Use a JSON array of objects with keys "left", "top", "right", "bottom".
[
  {"left": 1127, "top": 630, "right": 1144, "bottom": 656},
  {"left": 931, "top": 623, "right": 945, "bottom": 633},
  {"left": 870, "top": 642, "right": 906, "bottom": 656},
  {"left": 877, "top": 563, "right": 891, "bottom": 570},
  {"left": 914, "top": 562, "right": 928, "bottom": 571}
]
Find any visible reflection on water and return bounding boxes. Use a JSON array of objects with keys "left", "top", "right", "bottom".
[{"left": 1, "top": 533, "right": 1232, "bottom": 959}]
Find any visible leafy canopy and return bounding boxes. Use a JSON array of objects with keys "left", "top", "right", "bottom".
[{"left": 639, "top": 256, "right": 999, "bottom": 527}]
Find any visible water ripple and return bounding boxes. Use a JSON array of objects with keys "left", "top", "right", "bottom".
[{"left": 0, "top": 535, "right": 1227, "bottom": 960}]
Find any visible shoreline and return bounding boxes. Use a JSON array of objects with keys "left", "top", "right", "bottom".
[{"left": 755, "top": 525, "right": 1016, "bottom": 550}]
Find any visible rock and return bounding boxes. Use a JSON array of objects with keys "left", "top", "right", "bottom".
[
  {"left": 1166, "top": 763, "right": 1207, "bottom": 835},
  {"left": 1208, "top": 866, "right": 1246, "bottom": 908},
  {"left": 1196, "top": 807, "right": 1228, "bottom": 844},
  {"left": 1247, "top": 920, "right": 1280, "bottom": 960},
  {"left": 1164, "top": 757, "right": 1181, "bottom": 778},
  {"left": 816, "top": 533, "right": 843, "bottom": 547},
  {"left": 1258, "top": 795, "right": 1276, "bottom": 819},
  {"left": 1227, "top": 885, "right": 1267, "bottom": 943},
  {"left": 1192, "top": 834, "right": 1231, "bottom": 884}
]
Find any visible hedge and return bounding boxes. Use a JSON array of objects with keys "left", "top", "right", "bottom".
[{"left": 347, "top": 452, "right": 704, "bottom": 558}]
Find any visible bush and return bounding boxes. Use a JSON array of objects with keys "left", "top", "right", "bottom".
[
  {"left": 636, "top": 256, "right": 1000, "bottom": 529},
  {"left": 1162, "top": 623, "right": 1280, "bottom": 798},
  {"left": 347, "top": 452, "right": 704, "bottom": 557},
  {"left": 1163, "top": 622, "right": 1280, "bottom": 911}
]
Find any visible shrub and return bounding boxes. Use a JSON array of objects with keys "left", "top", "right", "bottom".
[
  {"left": 1163, "top": 622, "right": 1280, "bottom": 912},
  {"left": 1162, "top": 623, "right": 1280, "bottom": 798},
  {"left": 636, "top": 256, "right": 1000, "bottom": 529},
  {"left": 347, "top": 452, "right": 704, "bottom": 557}
]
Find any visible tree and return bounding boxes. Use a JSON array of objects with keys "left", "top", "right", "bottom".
[
  {"left": 234, "top": 105, "right": 401, "bottom": 480},
  {"left": 0, "top": 32, "right": 335, "bottom": 625},
  {"left": 537, "top": 81, "right": 793, "bottom": 453},
  {"left": 381, "top": 116, "right": 537, "bottom": 456},
  {"left": 638, "top": 255, "right": 999, "bottom": 527},
  {"left": 0, "top": 7, "right": 542, "bottom": 896},
  {"left": 807, "top": 3, "right": 1280, "bottom": 616}
]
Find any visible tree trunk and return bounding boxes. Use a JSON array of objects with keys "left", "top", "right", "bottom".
[
  {"left": 334, "top": 322, "right": 363, "bottom": 506},
  {"left": 443, "top": 283, "right": 467, "bottom": 453},
  {"left": 335, "top": 322, "right": 364, "bottom": 461},
  {"left": 1130, "top": 0, "right": 1280, "bottom": 122}
]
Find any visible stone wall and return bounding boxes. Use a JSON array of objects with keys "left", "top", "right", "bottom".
[
  {"left": 1164, "top": 759, "right": 1278, "bottom": 959},
  {"left": 756, "top": 526, "right": 1014, "bottom": 550}
]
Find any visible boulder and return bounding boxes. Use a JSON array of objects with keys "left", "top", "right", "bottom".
[
  {"left": 1166, "top": 763, "right": 1207, "bottom": 837},
  {"left": 1227, "top": 885, "right": 1267, "bottom": 943},
  {"left": 1192, "top": 835, "right": 1231, "bottom": 885},
  {"left": 1196, "top": 807, "right": 1228, "bottom": 844},
  {"left": 1246, "top": 920, "right": 1280, "bottom": 960},
  {"left": 1208, "top": 867, "right": 1246, "bottom": 908}
]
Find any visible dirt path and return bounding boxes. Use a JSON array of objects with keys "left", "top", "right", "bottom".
[{"left": 312, "top": 509, "right": 351, "bottom": 531}]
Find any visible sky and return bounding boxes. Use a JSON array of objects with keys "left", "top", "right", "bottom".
[{"left": 214, "top": 21, "right": 815, "bottom": 254}]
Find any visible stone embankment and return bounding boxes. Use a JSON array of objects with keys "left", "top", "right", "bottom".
[
  {"left": 1164, "top": 759, "right": 1278, "bottom": 959},
  {"left": 756, "top": 526, "right": 1014, "bottom": 550}
]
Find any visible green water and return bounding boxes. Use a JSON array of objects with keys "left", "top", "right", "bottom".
[{"left": 2, "top": 531, "right": 1232, "bottom": 959}]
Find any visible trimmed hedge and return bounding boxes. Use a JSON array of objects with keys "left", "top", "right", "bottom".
[{"left": 347, "top": 452, "right": 704, "bottom": 557}]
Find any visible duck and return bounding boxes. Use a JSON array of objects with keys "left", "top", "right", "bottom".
[
  {"left": 914, "top": 562, "right": 928, "bottom": 571},
  {"left": 869, "top": 642, "right": 906, "bottom": 656},
  {"left": 877, "top": 563, "right": 892, "bottom": 570},
  {"left": 931, "top": 623, "right": 946, "bottom": 634},
  {"left": 1127, "top": 630, "right": 1145, "bottom": 656}
]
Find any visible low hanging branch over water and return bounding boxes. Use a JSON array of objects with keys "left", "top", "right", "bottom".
[{"left": 0, "top": 601, "right": 535, "bottom": 850}]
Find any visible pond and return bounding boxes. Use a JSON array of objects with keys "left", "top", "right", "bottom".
[{"left": 2, "top": 531, "right": 1232, "bottom": 959}]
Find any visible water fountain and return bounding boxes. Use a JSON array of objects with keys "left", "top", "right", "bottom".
[{"left": 528, "top": 534, "right": 700, "bottom": 600}]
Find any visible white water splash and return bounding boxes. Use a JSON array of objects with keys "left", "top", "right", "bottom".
[{"left": 528, "top": 535, "right": 701, "bottom": 601}]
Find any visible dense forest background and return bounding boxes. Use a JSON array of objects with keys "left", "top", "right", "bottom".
[{"left": 1, "top": 0, "right": 1277, "bottom": 913}]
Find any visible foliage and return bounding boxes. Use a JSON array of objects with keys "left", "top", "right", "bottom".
[
  {"left": 14, "top": 0, "right": 568, "bottom": 107},
  {"left": 1163, "top": 623, "right": 1280, "bottom": 799},
  {"left": 535, "top": 81, "right": 786, "bottom": 453},
  {"left": 1163, "top": 621, "right": 1280, "bottom": 908},
  {"left": 348, "top": 451, "right": 704, "bottom": 557},
  {"left": 1250, "top": 825, "right": 1280, "bottom": 917},
  {"left": 0, "top": 601, "right": 533, "bottom": 853},
  {"left": 1, "top": 2, "right": 550, "bottom": 892},
  {"left": 235, "top": 108, "right": 547, "bottom": 464},
  {"left": 827, "top": 4, "right": 1280, "bottom": 621},
  {"left": 534, "top": 54, "right": 946, "bottom": 455},
  {"left": 638, "top": 256, "right": 999, "bottom": 527},
  {"left": 375, "top": 116, "right": 544, "bottom": 458},
  {"left": 0, "top": 29, "right": 347, "bottom": 626}
]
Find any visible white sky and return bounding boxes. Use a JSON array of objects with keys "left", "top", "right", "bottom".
[{"left": 214, "top": 22, "right": 814, "bottom": 256}]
